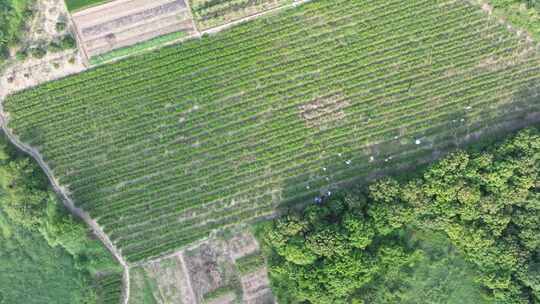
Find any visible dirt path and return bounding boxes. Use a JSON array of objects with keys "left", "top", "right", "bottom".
[{"left": 177, "top": 252, "right": 198, "bottom": 304}]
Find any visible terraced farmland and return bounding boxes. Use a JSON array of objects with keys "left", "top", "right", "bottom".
[{"left": 5, "top": 0, "right": 540, "bottom": 263}]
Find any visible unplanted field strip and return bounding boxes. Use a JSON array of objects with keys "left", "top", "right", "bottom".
[{"left": 86, "top": 21, "right": 194, "bottom": 56}]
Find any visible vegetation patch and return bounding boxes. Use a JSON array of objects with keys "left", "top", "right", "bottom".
[
  {"left": 298, "top": 94, "right": 349, "bottom": 130},
  {"left": 259, "top": 128, "right": 540, "bottom": 303},
  {"left": 90, "top": 31, "right": 188, "bottom": 66},
  {"left": 5, "top": 0, "right": 540, "bottom": 263},
  {"left": 0, "top": 0, "right": 33, "bottom": 64},
  {"left": 64, "top": 0, "right": 111, "bottom": 12},
  {"left": 488, "top": 0, "right": 540, "bottom": 40},
  {"left": 190, "top": 0, "right": 293, "bottom": 30},
  {"left": 235, "top": 252, "right": 266, "bottom": 275},
  {"left": 0, "top": 133, "right": 123, "bottom": 304},
  {"left": 202, "top": 285, "right": 238, "bottom": 304}
]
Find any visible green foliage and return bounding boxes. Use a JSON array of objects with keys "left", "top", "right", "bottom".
[
  {"left": 6, "top": 0, "right": 540, "bottom": 263},
  {"left": 202, "top": 285, "right": 238, "bottom": 304},
  {"left": 90, "top": 31, "right": 187, "bottom": 65},
  {"left": 361, "top": 231, "right": 491, "bottom": 304},
  {"left": 64, "top": 0, "right": 109, "bottom": 12},
  {"left": 0, "top": 209, "right": 98, "bottom": 304},
  {"left": 488, "top": 0, "right": 540, "bottom": 40},
  {"left": 0, "top": 0, "right": 32, "bottom": 62},
  {"left": 406, "top": 128, "right": 540, "bottom": 303},
  {"left": 261, "top": 196, "right": 421, "bottom": 303},
  {"left": 49, "top": 34, "right": 76, "bottom": 52},
  {"left": 235, "top": 252, "right": 266, "bottom": 274},
  {"left": 0, "top": 133, "right": 122, "bottom": 303},
  {"left": 262, "top": 127, "right": 540, "bottom": 303},
  {"left": 56, "top": 21, "right": 67, "bottom": 32},
  {"left": 29, "top": 46, "right": 46, "bottom": 58}
]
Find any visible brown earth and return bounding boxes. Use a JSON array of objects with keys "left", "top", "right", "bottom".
[{"left": 71, "top": 0, "right": 197, "bottom": 57}]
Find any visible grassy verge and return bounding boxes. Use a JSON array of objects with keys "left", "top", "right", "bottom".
[
  {"left": 64, "top": 0, "right": 111, "bottom": 12},
  {"left": 235, "top": 252, "right": 266, "bottom": 275},
  {"left": 90, "top": 31, "right": 188, "bottom": 66},
  {"left": 488, "top": 0, "right": 540, "bottom": 40}
]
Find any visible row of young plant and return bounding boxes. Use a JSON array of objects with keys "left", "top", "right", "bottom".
[
  {"left": 6, "top": 0, "right": 355, "bottom": 109},
  {"left": 112, "top": 58, "right": 536, "bottom": 256},
  {"left": 42, "top": 0, "right": 478, "bottom": 194},
  {"left": 9, "top": 0, "right": 420, "bottom": 131},
  {"left": 39, "top": 1, "right": 536, "bottom": 233},
  {"left": 64, "top": 14, "right": 498, "bottom": 230},
  {"left": 5, "top": 0, "right": 539, "bottom": 262},
  {"left": 191, "top": 0, "right": 292, "bottom": 29}
]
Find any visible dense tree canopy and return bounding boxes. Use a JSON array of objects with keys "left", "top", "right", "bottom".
[
  {"left": 261, "top": 128, "right": 540, "bottom": 303},
  {"left": 0, "top": 0, "right": 31, "bottom": 61}
]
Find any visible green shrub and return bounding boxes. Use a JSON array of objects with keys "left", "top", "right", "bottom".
[{"left": 29, "top": 46, "right": 46, "bottom": 59}]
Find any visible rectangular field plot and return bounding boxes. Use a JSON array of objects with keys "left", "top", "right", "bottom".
[
  {"left": 190, "top": 0, "right": 292, "bottom": 30},
  {"left": 72, "top": 0, "right": 197, "bottom": 58},
  {"left": 5, "top": 0, "right": 540, "bottom": 263},
  {"left": 129, "top": 232, "right": 272, "bottom": 303}
]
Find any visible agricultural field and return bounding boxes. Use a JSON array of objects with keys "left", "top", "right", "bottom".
[
  {"left": 4, "top": 0, "right": 540, "bottom": 264},
  {"left": 71, "top": 0, "right": 198, "bottom": 59},
  {"left": 189, "top": 0, "right": 292, "bottom": 30},
  {"left": 129, "top": 231, "right": 273, "bottom": 304}
]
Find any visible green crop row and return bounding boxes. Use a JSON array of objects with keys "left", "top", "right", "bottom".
[{"left": 5, "top": 0, "right": 540, "bottom": 262}]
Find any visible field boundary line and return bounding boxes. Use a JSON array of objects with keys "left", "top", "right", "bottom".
[
  {"left": 63, "top": 0, "right": 91, "bottom": 68},
  {"left": 0, "top": 109, "right": 130, "bottom": 304},
  {"left": 178, "top": 252, "right": 197, "bottom": 303}
]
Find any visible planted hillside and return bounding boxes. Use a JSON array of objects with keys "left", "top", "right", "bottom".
[
  {"left": 5, "top": 0, "right": 540, "bottom": 262},
  {"left": 260, "top": 128, "right": 540, "bottom": 303}
]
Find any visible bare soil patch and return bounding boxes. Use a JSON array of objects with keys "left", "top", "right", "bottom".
[
  {"left": 131, "top": 230, "right": 276, "bottom": 304},
  {"left": 184, "top": 240, "right": 239, "bottom": 302},
  {"left": 299, "top": 94, "right": 349, "bottom": 130},
  {"left": 0, "top": 0, "right": 86, "bottom": 100},
  {"left": 71, "top": 0, "right": 197, "bottom": 57},
  {"left": 240, "top": 268, "right": 275, "bottom": 304}
]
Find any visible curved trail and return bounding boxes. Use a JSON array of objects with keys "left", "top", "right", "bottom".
[{"left": 0, "top": 110, "right": 131, "bottom": 304}]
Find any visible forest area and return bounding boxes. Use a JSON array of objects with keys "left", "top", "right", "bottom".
[
  {"left": 0, "top": 0, "right": 32, "bottom": 63},
  {"left": 0, "top": 133, "right": 123, "bottom": 304},
  {"left": 260, "top": 128, "right": 540, "bottom": 304}
]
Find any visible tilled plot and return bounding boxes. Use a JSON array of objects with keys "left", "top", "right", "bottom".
[{"left": 71, "top": 0, "right": 197, "bottom": 57}]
